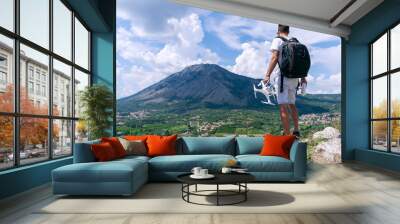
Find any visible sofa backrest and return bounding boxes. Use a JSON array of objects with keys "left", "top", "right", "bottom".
[
  {"left": 73, "top": 140, "right": 100, "bottom": 163},
  {"left": 235, "top": 136, "right": 263, "bottom": 155},
  {"left": 177, "top": 137, "right": 236, "bottom": 155}
]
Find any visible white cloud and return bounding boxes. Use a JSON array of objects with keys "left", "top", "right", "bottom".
[
  {"left": 306, "top": 73, "right": 341, "bottom": 94},
  {"left": 227, "top": 41, "right": 270, "bottom": 78},
  {"left": 117, "top": 13, "right": 220, "bottom": 98},
  {"left": 206, "top": 15, "right": 338, "bottom": 50},
  {"left": 310, "top": 44, "right": 341, "bottom": 74}
]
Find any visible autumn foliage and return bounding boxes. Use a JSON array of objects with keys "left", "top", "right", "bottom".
[
  {"left": 0, "top": 85, "right": 59, "bottom": 150},
  {"left": 372, "top": 99, "right": 400, "bottom": 141}
]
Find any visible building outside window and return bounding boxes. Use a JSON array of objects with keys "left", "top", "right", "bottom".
[
  {"left": 0, "top": 0, "right": 91, "bottom": 170},
  {"left": 371, "top": 23, "right": 400, "bottom": 154}
]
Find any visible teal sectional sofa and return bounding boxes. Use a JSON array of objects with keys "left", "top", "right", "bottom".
[{"left": 52, "top": 137, "right": 307, "bottom": 196}]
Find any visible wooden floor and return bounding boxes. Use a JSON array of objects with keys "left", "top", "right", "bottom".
[{"left": 1, "top": 162, "right": 400, "bottom": 224}]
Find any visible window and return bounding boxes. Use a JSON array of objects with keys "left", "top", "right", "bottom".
[
  {"left": 0, "top": 0, "right": 14, "bottom": 31},
  {"left": 370, "top": 22, "right": 400, "bottom": 153},
  {"left": 53, "top": 59, "right": 72, "bottom": 117},
  {"left": 20, "top": 0, "right": 49, "bottom": 49},
  {"left": 28, "top": 81, "right": 34, "bottom": 94},
  {"left": 74, "top": 69, "right": 89, "bottom": 118},
  {"left": 0, "top": 0, "right": 91, "bottom": 170},
  {"left": 53, "top": 0, "right": 72, "bottom": 60},
  {"left": 75, "top": 18, "right": 90, "bottom": 70},
  {"left": 0, "top": 71, "right": 6, "bottom": 85},
  {"left": 0, "top": 34, "right": 14, "bottom": 113},
  {"left": 0, "top": 116, "right": 13, "bottom": 170}
]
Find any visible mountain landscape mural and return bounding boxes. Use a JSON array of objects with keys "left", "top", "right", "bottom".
[{"left": 117, "top": 0, "right": 342, "bottom": 163}]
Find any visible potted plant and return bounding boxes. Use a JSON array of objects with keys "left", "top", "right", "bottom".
[{"left": 79, "top": 84, "right": 113, "bottom": 140}]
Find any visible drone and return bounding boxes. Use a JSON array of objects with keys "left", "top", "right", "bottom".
[{"left": 253, "top": 81, "right": 277, "bottom": 105}]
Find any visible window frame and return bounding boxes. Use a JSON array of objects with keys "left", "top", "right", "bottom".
[
  {"left": 0, "top": 0, "right": 92, "bottom": 171},
  {"left": 370, "top": 20, "right": 400, "bottom": 154}
]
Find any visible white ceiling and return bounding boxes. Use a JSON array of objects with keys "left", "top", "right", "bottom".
[{"left": 172, "top": 0, "right": 384, "bottom": 38}]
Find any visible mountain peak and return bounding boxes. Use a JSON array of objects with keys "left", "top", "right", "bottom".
[{"left": 181, "top": 63, "right": 226, "bottom": 73}]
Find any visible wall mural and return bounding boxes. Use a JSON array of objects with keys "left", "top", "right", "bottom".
[{"left": 116, "top": 0, "right": 342, "bottom": 163}]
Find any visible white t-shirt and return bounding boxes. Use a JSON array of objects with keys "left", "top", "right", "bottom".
[{"left": 269, "top": 35, "right": 298, "bottom": 88}]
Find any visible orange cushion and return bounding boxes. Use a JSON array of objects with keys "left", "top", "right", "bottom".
[
  {"left": 101, "top": 137, "right": 127, "bottom": 158},
  {"left": 260, "top": 134, "right": 296, "bottom": 159},
  {"left": 91, "top": 142, "right": 117, "bottom": 162},
  {"left": 146, "top": 135, "right": 177, "bottom": 157}
]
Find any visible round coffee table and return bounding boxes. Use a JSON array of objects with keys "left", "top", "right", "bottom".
[{"left": 177, "top": 173, "right": 255, "bottom": 206}]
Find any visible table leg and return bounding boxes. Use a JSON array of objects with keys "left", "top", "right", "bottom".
[
  {"left": 217, "top": 184, "right": 219, "bottom": 206},
  {"left": 245, "top": 183, "right": 247, "bottom": 201}
]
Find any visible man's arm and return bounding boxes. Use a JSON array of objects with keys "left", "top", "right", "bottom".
[{"left": 264, "top": 50, "right": 279, "bottom": 83}]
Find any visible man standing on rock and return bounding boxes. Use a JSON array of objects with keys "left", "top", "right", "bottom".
[{"left": 263, "top": 24, "right": 308, "bottom": 137}]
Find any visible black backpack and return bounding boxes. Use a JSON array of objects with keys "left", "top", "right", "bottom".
[{"left": 276, "top": 36, "right": 310, "bottom": 92}]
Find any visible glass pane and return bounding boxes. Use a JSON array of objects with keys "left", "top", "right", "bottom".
[
  {"left": 372, "top": 33, "right": 387, "bottom": 76},
  {"left": 74, "top": 18, "right": 89, "bottom": 70},
  {"left": 74, "top": 69, "right": 89, "bottom": 118},
  {"left": 0, "top": 35, "right": 14, "bottom": 112},
  {"left": 20, "top": 117, "right": 49, "bottom": 165},
  {"left": 0, "top": 0, "right": 14, "bottom": 31},
  {"left": 391, "top": 24, "right": 400, "bottom": 70},
  {"left": 372, "top": 121, "right": 388, "bottom": 151},
  {"left": 75, "top": 120, "right": 88, "bottom": 143},
  {"left": 372, "top": 77, "right": 387, "bottom": 119},
  {"left": 391, "top": 120, "right": 400, "bottom": 153},
  {"left": 0, "top": 116, "right": 13, "bottom": 170},
  {"left": 53, "top": 0, "right": 72, "bottom": 60},
  {"left": 391, "top": 72, "right": 400, "bottom": 118},
  {"left": 53, "top": 59, "right": 72, "bottom": 117},
  {"left": 53, "top": 119, "right": 72, "bottom": 157},
  {"left": 20, "top": 0, "right": 49, "bottom": 49},
  {"left": 20, "top": 44, "right": 49, "bottom": 115}
]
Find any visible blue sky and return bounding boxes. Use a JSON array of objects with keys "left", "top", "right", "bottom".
[{"left": 117, "top": 0, "right": 341, "bottom": 99}]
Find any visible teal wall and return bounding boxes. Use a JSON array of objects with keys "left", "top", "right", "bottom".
[
  {"left": 344, "top": 0, "right": 400, "bottom": 171},
  {"left": 0, "top": 0, "right": 116, "bottom": 200}
]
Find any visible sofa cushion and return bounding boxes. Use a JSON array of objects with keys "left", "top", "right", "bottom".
[
  {"left": 53, "top": 158, "right": 147, "bottom": 183},
  {"left": 236, "top": 155, "right": 293, "bottom": 172},
  {"left": 236, "top": 137, "right": 263, "bottom": 155},
  {"left": 147, "top": 135, "right": 177, "bottom": 157},
  {"left": 260, "top": 134, "right": 296, "bottom": 159},
  {"left": 179, "top": 137, "right": 236, "bottom": 155},
  {"left": 149, "top": 154, "right": 235, "bottom": 172},
  {"left": 118, "top": 138, "right": 147, "bottom": 156},
  {"left": 91, "top": 142, "right": 118, "bottom": 162},
  {"left": 101, "top": 137, "right": 127, "bottom": 158}
]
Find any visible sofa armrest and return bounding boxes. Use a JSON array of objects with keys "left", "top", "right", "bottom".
[
  {"left": 73, "top": 140, "right": 100, "bottom": 163},
  {"left": 289, "top": 141, "right": 307, "bottom": 182}
]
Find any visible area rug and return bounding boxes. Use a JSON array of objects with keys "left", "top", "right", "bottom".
[{"left": 37, "top": 183, "right": 362, "bottom": 214}]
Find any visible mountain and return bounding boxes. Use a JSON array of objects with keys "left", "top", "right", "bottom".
[{"left": 117, "top": 64, "right": 340, "bottom": 114}]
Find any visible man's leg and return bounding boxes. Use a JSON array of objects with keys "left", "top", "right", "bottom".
[
  {"left": 288, "top": 104, "right": 299, "bottom": 132},
  {"left": 279, "top": 104, "right": 291, "bottom": 135}
]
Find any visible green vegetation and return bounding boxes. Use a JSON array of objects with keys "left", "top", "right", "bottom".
[{"left": 117, "top": 107, "right": 338, "bottom": 139}]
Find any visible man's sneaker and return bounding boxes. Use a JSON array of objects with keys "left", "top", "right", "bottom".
[{"left": 292, "top": 131, "right": 300, "bottom": 138}]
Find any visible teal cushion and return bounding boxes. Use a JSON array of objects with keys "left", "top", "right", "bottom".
[
  {"left": 179, "top": 137, "right": 235, "bottom": 155},
  {"left": 236, "top": 137, "right": 263, "bottom": 155},
  {"left": 53, "top": 159, "right": 147, "bottom": 183},
  {"left": 149, "top": 154, "right": 235, "bottom": 172},
  {"left": 236, "top": 155, "right": 293, "bottom": 172}
]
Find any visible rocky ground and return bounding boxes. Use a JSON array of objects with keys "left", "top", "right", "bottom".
[{"left": 310, "top": 127, "right": 342, "bottom": 164}]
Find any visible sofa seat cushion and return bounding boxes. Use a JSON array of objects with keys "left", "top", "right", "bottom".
[
  {"left": 236, "top": 155, "right": 293, "bottom": 172},
  {"left": 149, "top": 155, "right": 235, "bottom": 172},
  {"left": 53, "top": 159, "right": 147, "bottom": 183}
]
